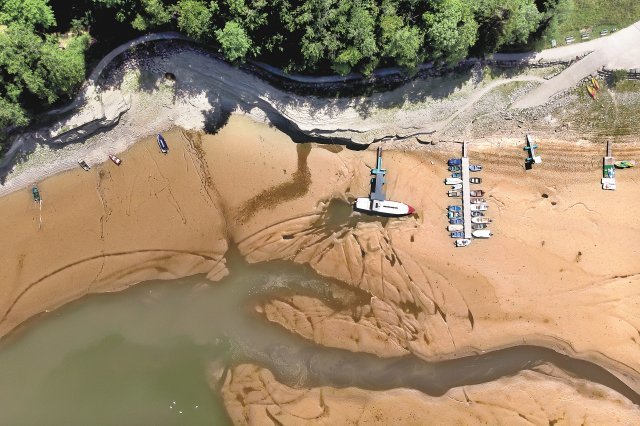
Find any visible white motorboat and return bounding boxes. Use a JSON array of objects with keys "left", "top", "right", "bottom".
[
  {"left": 354, "top": 147, "right": 415, "bottom": 217},
  {"left": 471, "top": 217, "right": 492, "bottom": 224},
  {"left": 470, "top": 204, "right": 488, "bottom": 211},
  {"left": 472, "top": 229, "right": 492, "bottom": 238},
  {"left": 355, "top": 198, "right": 414, "bottom": 217},
  {"left": 448, "top": 190, "right": 461, "bottom": 197},
  {"left": 451, "top": 184, "right": 463, "bottom": 190},
  {"left": 455, "top": 238, "right": 471, "bottom": 247},
  {"left": 445, "top": 178, "right": 462, "bottom": 185},
  {"left": 448, "top": 224, "right": 463, "bottom": 232}
]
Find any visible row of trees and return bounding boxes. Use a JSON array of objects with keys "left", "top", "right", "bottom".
[
  {"left": 89, "top": 0, "right": 558, "bottom": 75},
  {"left": 1, "top": 0, "right": 563, "bottom": 146}
]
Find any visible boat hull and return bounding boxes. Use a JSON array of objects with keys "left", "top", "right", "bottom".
[
  {"left": 157, "top": 134, "right": 169, "bottom": 153},
  {"left": 472, "top": 229, "right": 492, "bottom": 238},
  {"left": 471, "top": 217, "right": 492, "bottom": 224},
  {"left": 355, "top": 198, "right": 414, "bottom": 217}
]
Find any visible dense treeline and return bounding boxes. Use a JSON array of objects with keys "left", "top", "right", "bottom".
[{"left": 1, "top": 0, "right": 564, "bottom": 148}]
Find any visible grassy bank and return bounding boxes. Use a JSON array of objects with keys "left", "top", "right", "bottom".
[{"left": 539, "top": 0, "right": 640, "bottom": 49}]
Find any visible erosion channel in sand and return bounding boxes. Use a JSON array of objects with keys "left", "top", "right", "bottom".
[{"left": 1, "top": 115, "right": 640, "bottom": 423}]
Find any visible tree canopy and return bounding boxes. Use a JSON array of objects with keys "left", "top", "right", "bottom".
[{"left": 0, "top": 0, "right": 88, "bottom": 146}]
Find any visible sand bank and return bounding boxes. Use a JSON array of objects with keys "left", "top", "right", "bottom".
[{"left": 221, "top": 363, "right": 640, "bottom": 425}]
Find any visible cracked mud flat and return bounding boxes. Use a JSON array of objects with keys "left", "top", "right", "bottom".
[{"left": 1, "top": 115, "right": 640, "bottom": 423}]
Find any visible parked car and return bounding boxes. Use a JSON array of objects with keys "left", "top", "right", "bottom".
[
  {"left": 448, "top": 158, "right": 462, "bottom": 166},
  {"left": 470, "top": 204, "right": 488, "bottom": 211},
  {"left": 455, "top": 238, "right": 471, "bottom": 247},
  {"left": 470, "top": 190, "right": 484, "bottom": 197},
  {"left": 471, "top": 211, "right": 484, "bottom": 217},
  {"left": 449, "top": 218, "right": 463, "bottom": 225},
  {"left": 448, "top": 205, "right": 462, "bottom": 212},
  {"left": 472, "top": 223, "right": 487, "bottom": 230},
  {"left": 448, "top": 211, "right": 462, "bottom": 219},
  {"left": 450, "top": 184, "right": 463, "bottom": 190},
  {"left": 450, "top": 231, "right": 464, "bottom": 238},
  {"left": 448, "top": 165, "right": 461, "bottom": 172},
  {"left": 448, "top": 191, "right": 462, "bottom": 197},
  {"left": 451, "top": 172, "right": 462, "bottom": 178},
  {"left": 470, "top": 197, "right": 486, "bottom": 204},
  {"left": 469, "top": 165, "right": 483, "bottom": 172},
  {"left": 469, "top": 177, "right": 482, "bottom": 184}
]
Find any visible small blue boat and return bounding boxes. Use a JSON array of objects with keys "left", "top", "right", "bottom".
[
  {"left": 448, "top": 205, "right": 462, "bottom": 213},
  {"left": 157, "top": 134, "right": 169, "bottom": 154}
]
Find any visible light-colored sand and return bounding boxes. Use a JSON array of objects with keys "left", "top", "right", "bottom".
[
  {"left": 2, "top": 115, "right": 640, "bottom": 420},
  {"left": 221, "top": 363, "right": 640, "bottom": 425}
]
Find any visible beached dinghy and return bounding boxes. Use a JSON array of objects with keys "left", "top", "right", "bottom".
[
  {"left": 78, "top": 160, "right": 90, "bottom": 171},
  {"left": 354, "top": 147, "right": 415, "bottom": 217},
  {"left": 157, "top": 134, "right": 169, "bottom": 153},
  {"left": 109, "top": 154, "right": 122, "bottom": 165},
  {"left": 32, "top": 185, "right": 41, "bottom": 202}
]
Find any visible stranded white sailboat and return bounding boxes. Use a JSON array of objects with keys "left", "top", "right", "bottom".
[{"left": 355, "top": 147, "right": 415, "bottom": 217}]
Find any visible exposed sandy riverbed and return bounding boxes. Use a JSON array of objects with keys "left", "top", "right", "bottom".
[{"left": 2, "top": 114, "right": 640, "bottom": 422}]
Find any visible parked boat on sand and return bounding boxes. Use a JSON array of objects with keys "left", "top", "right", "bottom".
[
  {"left": 109, "top": 154, "right": 122, "bottom": 165},
  {"left": 472, "top": 229, "right": 492, "bottom": 238},
  {"left": 78, "top": 160, "right": 90, "bottom": 171},
  {"left": 455, "top": 238, "right": 471, "bottom": 247},
  {"left": 471, "top": 217, "right": 492, "bottom": 224},
  {"left": 157, "top": 134, "right": 169, "bottom": 153}
]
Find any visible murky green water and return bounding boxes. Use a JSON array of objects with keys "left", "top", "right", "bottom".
[
  {"left": 0, "top": 253, "right": 342, "bottom": 426},
  {"left": 0, "top": 249, "right": 638, "bottom": 425}
]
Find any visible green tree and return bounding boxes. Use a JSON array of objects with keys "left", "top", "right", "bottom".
[
  {"left": 332, "top": 2, "right": 378, "bottom": 75},
  {"left": 131, "top": 0, "right": 171, "bottom": 31},
  {"left": 40, "top": 34, "right": 90, "bottom": 98},
  {"left": 91, "top": 0, "right": 171, "bottom": 30},
  {"left": 0, "top": 0, "right": 56, "bottom": 29},
  {"left": 215, "top": 20, "right": 252, "bottom": 62},
  {"left": 379, "top": 11, "right": 424, "bottom": 70},
  {"left": 475, "top": 0, "right": 542, "bottom": 51},
  {"left": 175, "top": 0, "right": 213, "bottom": 40},
  {"left": 291, "top": 0, "right": 380, "bottom": 75},
  {"left": 0, "top": 23, "right": 88, "bottom": 133},
  {"left": 423, "top": 0, "right": 478, "bottom": 63}
]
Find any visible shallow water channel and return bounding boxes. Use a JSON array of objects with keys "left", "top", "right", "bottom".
[{"left": 0, "top": 252, "right": 638, "bottom": 425}]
